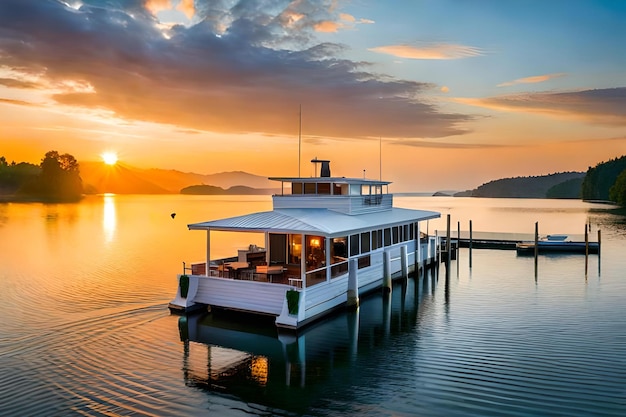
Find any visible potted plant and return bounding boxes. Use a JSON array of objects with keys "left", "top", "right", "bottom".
[
  {"left": 286, "top": 289, "right": 300, "bottom": 315},
  {"left": 179, "top": 275, "right": 190, "bottom": 298}
]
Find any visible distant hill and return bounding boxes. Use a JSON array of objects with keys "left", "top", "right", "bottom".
[
  {"left": 80, "top": 162, "right": 275, "bottom": 194},
  {"left": 456, "top": 172, "right": 585, "bottom": 198},
  {"left": 180, "top": 184, "right": 274, "bottom": 195}
]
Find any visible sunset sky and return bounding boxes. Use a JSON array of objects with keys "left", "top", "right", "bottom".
[{"left": 1, "top": 0, "right": 625, "bottom": 191}]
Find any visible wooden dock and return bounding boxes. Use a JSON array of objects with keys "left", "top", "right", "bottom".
[{"left": 438, "top": 231, "right": 600, "bottom": 253}]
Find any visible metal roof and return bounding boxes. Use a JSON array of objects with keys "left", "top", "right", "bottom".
[{"left": 188, "top": 207, "right": 440, "bottom": 236}]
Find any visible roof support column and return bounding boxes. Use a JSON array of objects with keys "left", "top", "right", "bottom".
[
  {"left": 416, "top": 222, "right": 422, "bottom": 271},
  {"left": 205, "top": 229, "right": 211, "bottom": 277},
  {"left": 301, "top": 233, "right": 306, "bottom": 287},
  {"left": 325, "top": 237, "right": 331, "bottom": 282}
]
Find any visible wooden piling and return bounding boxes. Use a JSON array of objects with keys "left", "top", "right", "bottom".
[
  {"left": 598, "top": 229, "right": 602, "bottom": 275},
  {"left": 446, "top": 214, "right": 451, "bottom": 265},
  {"left": 457, "top": 221, "right": 460, "bottom": 257},
  {"left": 469, "top": 220, "right": 473, "bottom": 268},
  {"left": 534, "top": 222, "right": 538, "bottom": 279},
  {"left": 585, "top": 225, "right": 589, "bottom": 276}
]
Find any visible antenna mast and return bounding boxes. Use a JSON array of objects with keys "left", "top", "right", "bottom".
[
  {"left": 379, "top": 136, "right": 382, "bottom": 181},
  {"left": 298, "top": 104, "right": 302, "bottom": 177}
]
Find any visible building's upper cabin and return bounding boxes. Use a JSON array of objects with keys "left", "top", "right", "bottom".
[{"left": 269, "top": 159, "right": 393, "bottom": 215}]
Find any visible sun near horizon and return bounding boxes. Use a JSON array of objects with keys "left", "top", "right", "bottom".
[{"left": 101, "top": 152, "right": 118, "bottom": 166}]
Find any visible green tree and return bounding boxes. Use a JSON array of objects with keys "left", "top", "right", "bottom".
[
  {"left": 609, "top": 169, "right": 626, "bottom": 206},
  {"left": 0, "top": 156, "right": 40, "bottom": 194},
  {"left": 581, "top": 155, "right": 626, "bottom": 200},
  {"left": 19, "top": 151, "right": 83, "bottom": 201}
]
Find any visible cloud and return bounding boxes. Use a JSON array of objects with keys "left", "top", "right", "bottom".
[
  {"left": 0, "top": 0, "right": 473, "bottom": 140},
  {"left": 369, "top": 42, "right": 484, "bottom": 60},
  {"left": 389, "top": 139, "right": 505, "bottom": 149},
  {"left": 497, "top": 73, "right": 566, "bottom": 87},
  {"left": 0, "top": 77, "right": 41, "bottom": 89},
  {"left": 456, "top": 88, "right": 626, "bottom": 126},
  {"left": 0, "top": 97, "right": 36, "bottom": 106}
]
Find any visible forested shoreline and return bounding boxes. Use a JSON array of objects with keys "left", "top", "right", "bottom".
[
  {"left": 3, "top": 152, "right": 626, "bottom": 206},
  {"left": 0, "top": 151, "right": 83, "bottom": 202}
]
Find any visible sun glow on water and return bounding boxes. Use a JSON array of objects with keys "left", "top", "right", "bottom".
[{"left": 101, "top": 152, "right": 118, "bottom": 165}]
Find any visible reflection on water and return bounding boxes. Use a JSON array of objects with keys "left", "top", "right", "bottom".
[
  {"left": 176, "top": 269, "right": 443, "bottom": 413},
  {"left": 0, "top": 196, "right": 625, "bottom": 416},
  {"left": 102, "top": 193, "right": 116, "bottom": 243}
]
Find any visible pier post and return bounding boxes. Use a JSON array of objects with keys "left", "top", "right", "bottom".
[
  {"left": 446, "top": 214, "right": 451, "bottom": 265},
  {"left": 598, "top": 229, "right": 602, "bottom": 275},
  {"left": 401, "top": 245, "right": 408, "bottom": 278},
  {"left": 416, "top": 222, "right": 422, "bottom": 272},
  {"left": 534, "top": 222, "right": 539, "bottom": 280},
  {"left": 585, "top": 224, "right": 589, "bottom": 276},
  {"left": 469, "top": 220, "right": 473, "bottom": 268},
  {"left": 383, "top": 250, "right": 392, "bottom": 293},
  {"left": 347, "top": 258, "right": 359, "bottom": 309},
  {"left": 457, "top": 221, "right": 460, "bottom": 276}
]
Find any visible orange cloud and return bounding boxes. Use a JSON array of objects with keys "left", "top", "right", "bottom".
[
  {"left": 0, "top": 98, "right": 36, "bottom": 106},
  {"left": 369, "top": 43, "right": 484, "bottom": 60},
  {"left": 176, "top": 0, "right": 195, "bottom": 19},
  {"left": 497, "top": 73, "right": 566, "bottom": 87},
  {"left": 144, "top": 0, "right": 171, "bottom": 15},
  {"left": 456, "top": 88, "right": 626, "bottom": 126},
  {"left": 314, "top": 20, "right": 341, "bottom": 33}
]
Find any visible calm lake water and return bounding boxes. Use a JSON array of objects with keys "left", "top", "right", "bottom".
[{"left": 1, "top": 195, "right": 625, "bottom": 416}]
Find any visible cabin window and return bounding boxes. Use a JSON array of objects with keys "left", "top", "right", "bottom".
[
  {"left": 374, "top": 185, "right": 382, "bottom": 195},
  {"left": 384, "top": 228, "right": 391, "bottom": 247},
  {"left": 331, "top": 237, "right": 348, "bottom": 263},
  {"left": 304, "top": 183, "right": 316, "bottom": 194},
  {"left": 317, "top": 182, "right": 331, "bottom": 194},
  {"left": 349, "top": 185, "right": 361, "bottom": 195},
  {"left": 305, "top": 235, "right": 325, "bottom": 271},
  {"left": 361, "top": 184, "right": 371, "bottom": 196},
  {"left": 350, "top": 233, "right": 360, "bottom": 256},
  {"left": 360, "top": 232, "right": 370, "bottom": 253},
  {"left": 292, "top": 182, "right": 303, "bottom": 194},
  {"left": 410, "top": 223, "right": 415, "bottom": 240},
  {"left": 288, "top": 234, "right": 302, "bottom": 265},
  {"left": 393, "top": 226, "right": 399, "bottom": 244},
  {"left": 371, "top": 230, "right": 379, "bottom": 250},
  {"left": 333, "top": 183, "right": 344, "bottom": 195},
  {"left": 269, "top": 233, "right": 286, "bottom": 264}
]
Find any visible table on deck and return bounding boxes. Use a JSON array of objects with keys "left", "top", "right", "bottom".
[{"left": 225, "top": 262, "right": 250, "bottom": 279}]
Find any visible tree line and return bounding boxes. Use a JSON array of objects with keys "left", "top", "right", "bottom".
[
  {"left": 581, "top": 155, "right": 626, "bottom": 205},
  {"left": 0, "top": 151, "right": 83, "bottom": 202}
]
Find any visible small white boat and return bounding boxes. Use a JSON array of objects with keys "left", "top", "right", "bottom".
[
  {"left": 516, "top": 234, "right": 599, "bottom": 254},
  {"left": 169, "top": 159, "right": 441, "bottom": 330}
]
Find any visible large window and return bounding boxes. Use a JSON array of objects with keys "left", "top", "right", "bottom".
[
  {"left": 292, "top": 182, "right": 303, "bottom": 194},
  {"left": 288, "top": 234, "right": 302, "bottom": 265},
  {"left": 305, "top": 235, "right": 325, "bottom": 271},
  {"left": 331, "top": 237, "right": 348, "bottom": 263}
]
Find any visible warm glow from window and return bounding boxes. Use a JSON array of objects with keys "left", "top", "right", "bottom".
[
  {"left": 101, "top": 152, "right": 118, "bottom": 165},
  {"left": 310, "top": 238, "right": 320, "bottom": 247}
]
